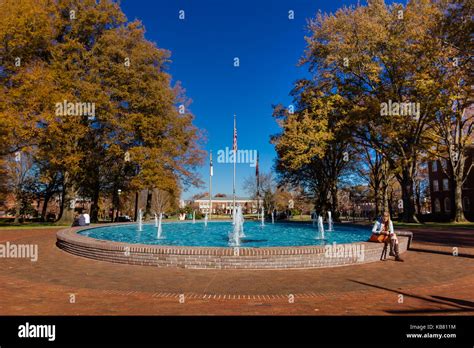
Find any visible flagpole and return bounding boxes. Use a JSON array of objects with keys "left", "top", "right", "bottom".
[
  {"left": 209, "top": 150, "right": 212, "bottom": 220},
  {"left": 256, "top": 151, "right": 260, "bottom": 215},
  {"left": 233, "top": 113, "right": 236, "bottom": 220}
]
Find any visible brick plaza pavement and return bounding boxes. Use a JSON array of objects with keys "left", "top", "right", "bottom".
[{"left": 0, "top": 227, "right": 473, "bottom": 315}]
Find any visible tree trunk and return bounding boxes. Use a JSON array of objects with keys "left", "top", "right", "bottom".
[
  {"left": 134, "top": 191, "right": 139, "bottom": 222},
  {"left": 111, "top": 187, "right": 118, "bottom": 223},
  {"left": 383, "top": 186, "right": 389, "bottom": 213},
  {"left": 452, "top": 153, "right": 467, "bottom": 223},
  {"left": 371, "top": 174, "right": 382, "bottom": 217},
  {"left": 56, "top": 187, "right": 65, "bottom": 222},
  {"left": 399, "top": 172, "right": 419, "bottom": 223},
  {"left": 415, "top": 183, "right": 422, "bottom": 215},
  {"left": 388, "top": 189, "right": 394, "bottom": 217},
  {"left": 330, "top": 183, "right": 340, "bottom": 222},
  {"left": 374, "top": 193, "right": 380, "bottom": 218},
  {"left": 57, "top": 192, "right": 75, "bottom": 224},
  {"left": 57, "top": 173, "right": 76, "bottom": 225},
  {"left": 40, "top": 192, "right": 53, "bottom": 222},
  {"left": 145, "top": 189, "right": 152, "bottom": 220},
  {"left": 90, "top": 186, "right": 100, "bottom": 223},
  {"left": 380, "top": 170, "right": 389, "bottom": 213},
  {"left": 13, "top": 191, "right": 21, "bottom": 223},
  {"left": 453, "top": 177, "right": 467, "bottom": 222}
]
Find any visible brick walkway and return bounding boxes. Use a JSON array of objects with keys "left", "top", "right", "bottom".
[
  {"left": 0, "top": 227, "right": 473, "bottom": 315},
  {"left": 397, "top": 226, "right": 474, "bottom": 257}
]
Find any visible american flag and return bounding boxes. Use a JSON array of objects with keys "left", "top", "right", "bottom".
[{"left": 210, "top": 151, "right": 213, "bottom": 177}]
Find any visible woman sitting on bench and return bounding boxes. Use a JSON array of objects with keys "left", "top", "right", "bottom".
[{"left": 370, "top": 211, "right": 404, "bottom": 262}]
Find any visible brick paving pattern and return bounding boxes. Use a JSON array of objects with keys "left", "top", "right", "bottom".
[{"left": 0, "top": 227, "right": 473, "bottom": 315}]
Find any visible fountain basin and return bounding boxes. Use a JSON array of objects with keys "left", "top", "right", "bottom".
[{"left": 56, "top": 222, "right": 412, "bottom": 269}]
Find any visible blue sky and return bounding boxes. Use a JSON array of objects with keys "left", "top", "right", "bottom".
[{"left": 121, "top": 0, "right": 360, "bottom": 199}]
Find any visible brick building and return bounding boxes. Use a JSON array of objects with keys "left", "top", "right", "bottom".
[
  {"left": 428, "top": 147, "right": 474, "bottom": 221},
  {"left": 194, "top": 195, "right": 262, "bottom": 215}
]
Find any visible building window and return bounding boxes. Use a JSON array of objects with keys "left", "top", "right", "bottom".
[
  {"left": 433, "top": 180, "right": 439, "bottom": 192},
  {"left": 434, "top": 198, "right": 441, "bottom": 213},
  {"left": 444, "top": 197, "right": 451, "bottom": 212},
  {"left": 443, "top": 179, "right": 449, "bottom": 191},
  {"left": 463, "top": 197, "right": 470, "bottom": 212},
  {"left": 432, "top": 161, "right": 438, "bottom": 172}
]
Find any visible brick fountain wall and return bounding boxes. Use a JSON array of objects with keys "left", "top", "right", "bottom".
[{"left": 56, "top": 226, "right": 412, "bottom": 270}]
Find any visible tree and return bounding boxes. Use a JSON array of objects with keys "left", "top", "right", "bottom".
[
  {"left": 272, "top": 91, "right": 354, "bottom": 218},
  {"left": 355, "top": 147, "right": 383, "bottom": 216},
  {"left": 273, "top": 185, "right": 293, "bottom": 212},
  {"left": 288, "top": 186, "right": 313, "bottom": 218},
  {"left": 35, "top": 162, "right": 63, "bottom": 221},
  {"left": 151, "top": 188, "right": 177, "bottom": 215},
  {"left": 354, "top": 146, "right": 397, "bottom": 216},
  {"left": 243, "top": 172, "right": 276, "bottom": 214},
  {"left": 4, "top": 151, "right": 37, "bottom": 223},
  {"left": 0, "top": 0, "right": 204, "bottom": 224},
  {"left": 425, "top": 0, "right": 473, "bottom": 222},
  {"left": 296, "top": 0, "right": 466, "bottom": 222}
]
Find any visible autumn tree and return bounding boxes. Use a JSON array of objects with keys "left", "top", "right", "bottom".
[
  {"left": 293, "top": 0, "right": 469, "bottom": 222},
  {"left": 272, "top": 89, "right": 355, "bottom": 218},
  {"left": 0, "top": 0, "right": 204, "bottom": 224},
  {"left": 425, "top": 0, "right": 473, "bottom": 222}
]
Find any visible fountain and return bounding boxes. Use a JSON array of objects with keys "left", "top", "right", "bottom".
[
  {"left": 271, "top": 210, "right": 275, "bottom": 224},
  {"left": 327, "top": 211, "right": 334, "bottom": 231},
  {"left": 192, "top": 210, "right": 196, "bottom": 224},
  {"left": 204, "top": 213, "right": 208, "bottom": 227},
  {"left": 230, "top": 205, "right": 245, "bottom": 246},
  {"left": 137, "top": 209, "right": 143, "bottom": 232},
  {"left": 154, "top": 213, "right": 158, "bottom": 227},
  {"left": 312, "top": 211, "right": 317, "bottom": 227},
  {"left": 260, "top": 207, "right": 265, "bottom": 227},
  {"left": 239, "top": 207, "right": 245, "bottom": 237},
  {"left": 157, "top": 212, "right": 163, "bottom": 239},
  {"left": 69, "top": 217, "right": 406, "bottom": 269},
  {"left": 317, "top": 215, "right": 325, "bottom": 240}
]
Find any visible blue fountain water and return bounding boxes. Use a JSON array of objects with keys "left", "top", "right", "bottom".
[{"left": 79, "top": 221, "right": 371, "bottom": 248}]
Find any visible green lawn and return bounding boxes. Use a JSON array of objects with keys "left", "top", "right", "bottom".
[{"left": 0, "top": 221, "right": 69, "bottom": 229}]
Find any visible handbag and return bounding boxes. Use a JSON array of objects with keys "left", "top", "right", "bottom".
[{"left": 369, "top": 233, "right": 389, "bottom": 243}]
